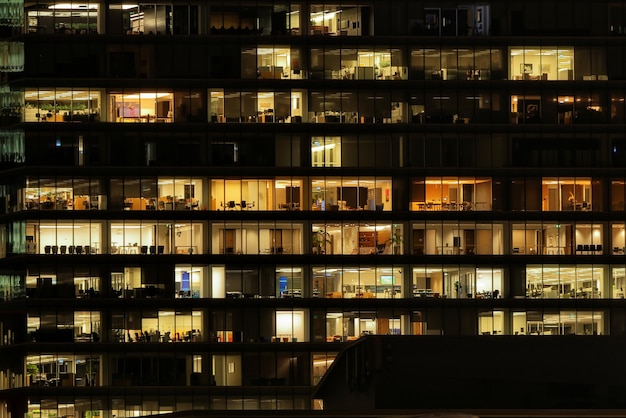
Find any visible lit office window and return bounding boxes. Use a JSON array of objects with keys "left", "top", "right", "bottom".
[
  {"left": 26, "top": 354, "right": 102, "bottom": 387},
  {"left": 312, "top": 352, "right": 337, "bottom": 384},
  {"left": 210, "top": 89, "right": 304, "bottom": 123},
  {"left": 411, "top": 221, "right": 503, "bottom": 255},
  {"left": 20, "top": 177, "right": 104, "bottom": 211},
  {"left": 25, "top": 220, "right": 101, "bottom": 255},
  {"left": 410, "top": 47, "right": 503, "bottom": 80},
  {"left": 541, "top": 177, "right": 595, "bottom": 211},
  {"left": 511, "top": 222, "right": 603, "bottom": 255},
  {"left": 312, "top": 266, "right": 403, "bottom": 299},
  {"left": 478, "top": 311, "right": 505, "bottom": 335},
  {"left": 526, "top": 265, "right": 606, "bottom": 299},
  {"left": 26, "top": 269, "right": 101, "bottom": 299},
  {"left": 525, "top": 311, "right": 604, "bottom": 335},
  {"left": 311, "top": 177, "right": 392, "bottom": 211},
  {"left": 509, "top": 47, "right": 574, "bottom": 80},
  {"left": 242, "top": 46, "right": 304, "bottom": 79},
  {"left": 312, "top": 222, "right": 400, "bottom": 255},
  {"left": 276, "top": 266, "right": 303, "bottom": 298},
  {"left": 173, "top": 265, "right": 206, "bottom": 299},
  {"left": 412, "top": 266, "right": 503, "bottom": 299},
  {"left": 611, "top": 224, "right": 626, "bottom": 256},
  {"left": 210, "top": 221, "right": 303, "bottom": 255},
  {"left": 611, "top": 267, "right": 626, "bottom": 298},
  {"left": 26, "top": 2, "right": 98, "bottom": 34},
  {"left": 311, "top": 136, "right": 340, "bottom": 167},
  {"left": 611, "top": 179, "right": 626, "bottom": 210},
  {"left": 410, "top": 177, "right": 492, "bottom": 211},
  {"left": 24, "top": 89, "right": 101, "bottom": 122},
  {"left": 308, "top": 4, "right": 369, "bottom": 36},
  {"left": 110, "top": 91, "right": 173, "bottom": 123}
]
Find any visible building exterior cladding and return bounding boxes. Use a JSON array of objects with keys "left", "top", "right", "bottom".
[{"left": 0, "top": 0, "right": 624, "bottom": 416}]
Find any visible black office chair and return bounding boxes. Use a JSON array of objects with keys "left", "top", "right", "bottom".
[
  {"left": 60, "top": 245, "right": 67, "bottom": 254},
  {"left": 583, "top": 244, "right": 590, "bottom": 254},
  {"left": 76, "top": 245, "right": 83, "bottom": 254},
  {"left": 227, "top": 201, "right": 236, "bottom": 210},
  {"left": 141, "top": 246, "right": 148, "bottom": 255},
  {"left": 595, "top": 244, "right": 602, "bottom": 253},
  {"left": 44, "top": 245, "right": 51, "bottom": 254},
  {"left": 576, "top": 244, "right": 583, "bottom": 253},
  {"left": 589, "top": 244, "right": 596, "bottom": 253}
]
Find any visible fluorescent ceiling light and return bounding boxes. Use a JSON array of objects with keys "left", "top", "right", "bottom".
[{"left": 49, "top": 3, "right": 98, "bottom": 9}]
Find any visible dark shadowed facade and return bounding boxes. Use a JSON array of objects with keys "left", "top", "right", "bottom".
[{"left": 316, "top": 336, "right": 626, "bottom": 413}]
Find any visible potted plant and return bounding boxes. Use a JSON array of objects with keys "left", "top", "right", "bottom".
[
  {"left": 312, "top": 230, "right": 332, "bottom": 254},
  {"left": 26, "top": 363, "right": 39, "bottom": 386},
  {"left": 386, "top": 231, "right": 403, "bottom": 254}
]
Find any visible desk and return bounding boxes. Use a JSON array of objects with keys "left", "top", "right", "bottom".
[
  {"left": 259, "top": 114, "right": 274, "bottom": 123},
  {"left": 117, "top": 245, "right": 140, "bottom": 254},
  {"left": 545, "top": 247, "right": 565, "bottom": 255},
  {"left": 175, "top": 246, "right": 198, "bottom": 254},
  {"left": 436, "top": 246, "right": 462, "bottom": 255}
]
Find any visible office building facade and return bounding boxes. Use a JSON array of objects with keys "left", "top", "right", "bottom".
[{"left": 0, "top": 0, "right": 625, "bottom": 416}]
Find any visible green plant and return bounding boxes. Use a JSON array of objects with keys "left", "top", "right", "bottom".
[
  {"left": 26, "top": 363, "right": 39, "bottom": 375},
  {"left": 386, "top": 231, "right": 403, "bottom": 246},
  {"left": 312, "top": 230, "right": 332, "bottom": 253}
]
